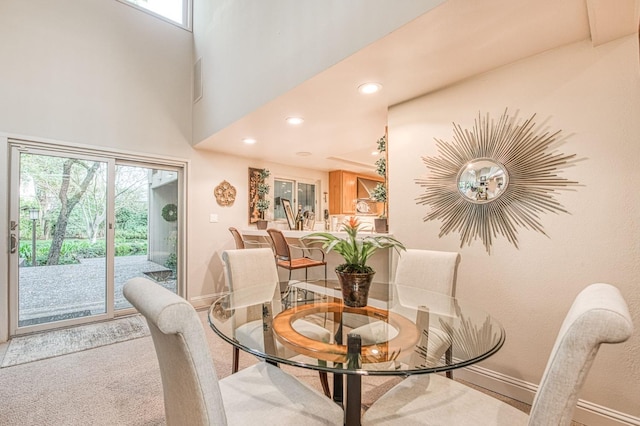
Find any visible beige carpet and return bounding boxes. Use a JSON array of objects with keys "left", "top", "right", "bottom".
[{"left": 0, "top": 311, "right": 576, "bottom": 425}]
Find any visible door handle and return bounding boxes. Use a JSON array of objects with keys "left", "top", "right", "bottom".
[{"left": 10, "top": 234, "right": 17, "bottom": 254}]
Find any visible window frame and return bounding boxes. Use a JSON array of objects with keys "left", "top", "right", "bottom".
[{"left": 117, "top": 0, "right": 192, "bottom": 31}]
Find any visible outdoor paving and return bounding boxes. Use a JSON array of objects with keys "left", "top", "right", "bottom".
[{"left": 18, "top": 255, "right": 176, "bottom": 325}]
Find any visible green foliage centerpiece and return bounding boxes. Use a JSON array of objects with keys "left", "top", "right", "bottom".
[{"left": 304, "top": 216, "right": 405, "bottom": 307}]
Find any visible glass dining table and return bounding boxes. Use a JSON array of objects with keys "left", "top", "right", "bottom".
[{"left": 207, "top": 279, "right": 505, "bottom": 426}]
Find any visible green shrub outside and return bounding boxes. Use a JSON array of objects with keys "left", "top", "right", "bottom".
[
  {"left": 114, "top": 240, "right": 148, "bottom": 256},
  {"left": 19, "top": 239, "right": 148, "bottom": 266}
]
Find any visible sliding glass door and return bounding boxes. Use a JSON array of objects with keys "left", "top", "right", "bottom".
[{"left": 8, "top": 143, "right": 183, "bottom": 335}]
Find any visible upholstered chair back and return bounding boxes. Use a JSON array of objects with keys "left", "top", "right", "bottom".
[
  {"left": 123, "top": 277, "right": 227, "bottom": 426},
  {"left": 395, "top": 249, "right": 460, "bottom": 300},
  {"left": 222, "top": 248, "right": 280, "bottom": 308},
  {"left": 527, "top": 283, "right": 633, "bottom": 425}
]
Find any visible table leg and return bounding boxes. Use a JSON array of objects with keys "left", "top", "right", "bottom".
[
  {"left": 262, "top": 302, "right": 279, "bottom": 368},
  {"left": 333, "top": 372, "right": 344, "bottom": 406},
  {"left": 332, "top": 310, "right": 344, "bottom": 406},
  {"left": 345, "top": 334, "right": 362, "bottom": 426},
  {"left": 261, "top": 302, "right": 278, "bottom": 356}
]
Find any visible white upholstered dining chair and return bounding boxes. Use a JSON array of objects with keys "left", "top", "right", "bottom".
[
  {"left": 123, "top": 277, "right": 343, "bottom": 426},
  {"left": 351, "top": 249, "right": 460, "bottom": 375},
  {"left": 362, "top": 283, "right": 633, "bottom": 425},
  {"left": 223, "top": 248, "right": 332, "bottom": 397},
  {"left": 393, "top": 249, "right": 460, "bottom": 295}
]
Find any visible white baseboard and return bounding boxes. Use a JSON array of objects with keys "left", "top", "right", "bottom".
[
  {"left": 455, "top": 365, "right": 640, "bottom": 426},
  {"left": 189, "top": 294, "right": 219, "bottom": 310}
]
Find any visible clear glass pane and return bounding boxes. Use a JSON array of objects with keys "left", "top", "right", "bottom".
[
  {"left": 298, "top": 183, "right": 316, "bottom": 214},
  {"left": 18, "top": 153, "right": 107, "bottom": 326},
  {"left": 114, "top": 166, "right": 178, "bottom": 310},
  {"left": 274, "top": 179, "right": 294, "bottom": 220},
  {"left": 125, "top": 0, "right": 185, "bottom": 25}
]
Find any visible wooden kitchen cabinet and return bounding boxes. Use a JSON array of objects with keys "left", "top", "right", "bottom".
[{"left": 329, "top": 170, "right": 382, "bottom": 215}]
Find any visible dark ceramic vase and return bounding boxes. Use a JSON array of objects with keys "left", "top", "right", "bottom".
[{"left": 336, "top": 270, "right": 375, "bottom": 308}]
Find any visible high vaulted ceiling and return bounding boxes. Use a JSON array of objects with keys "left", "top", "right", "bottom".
[{"left": 193, "top": 0, "right": 639, "bottom": 175}]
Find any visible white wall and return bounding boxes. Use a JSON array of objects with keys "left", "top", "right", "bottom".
[
  {"left": 191, "top": 0, "right": 445, "bottom": 142},
  {"left": 388, "top": 36, "right": 640, "bottom": 419},
  {"left": 0, "top": 0, "right": 193, "bottom": 154}
]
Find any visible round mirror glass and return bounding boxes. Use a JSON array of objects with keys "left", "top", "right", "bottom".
[{"left": 457, "top": 159, "right": 509, "bottom": 203}]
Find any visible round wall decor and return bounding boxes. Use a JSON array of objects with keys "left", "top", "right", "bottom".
[
  {"left": 214, "top": 180, "right": 237, "bottom": 206},
  {"left": 161, "top": 203, "right": 178, "bottom": 222}
]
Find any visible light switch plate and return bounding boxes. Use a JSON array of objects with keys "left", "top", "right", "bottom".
[{"left": 209, "top": 213, "right": 218, "bottom": 223}]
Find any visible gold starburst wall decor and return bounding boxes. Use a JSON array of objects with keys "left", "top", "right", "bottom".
[{"left": 416, "top": 110, "right": 579, "bottom": 253}]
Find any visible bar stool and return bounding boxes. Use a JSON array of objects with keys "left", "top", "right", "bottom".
[
  {"left": 228, "top": 227, "right": 269, "bottom": 249},
  {"left": 266, "top": 228, "right": 327, "bottom": 282}
]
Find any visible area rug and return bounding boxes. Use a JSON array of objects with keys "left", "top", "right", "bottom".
[{"left": 1, "top": 316, "right": 150, "bottom": 367}]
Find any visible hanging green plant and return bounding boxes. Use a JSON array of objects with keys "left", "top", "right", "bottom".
[
  {"left": 257, "top": 182, "right": 270, "bottom": 196},
  {"left": 161, "top": 203, "right": 178, "bottom": 222},
  {"left": 375, "top": 157, "right": 386, "bottom": 177},
  {"left": 376, "top": 135, "right": 386, "bottom": 153},
  {"left": 371, "top": 182, "right": 387, "bottom": 203},
  {"left": 374, "top": 134, "right": 388, "bottom": 221}
]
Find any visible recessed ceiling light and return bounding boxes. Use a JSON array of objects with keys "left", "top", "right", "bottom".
[
  {"left": 296, "top": 151, "right": 312, "bottom": 157},
  {"left": 358, "top": 82, "right": 382, "bottom": 94},
  {"left": 371, "top": 151, "right": 380, "bottom": 156},
  {"left": 286, "top": 116, "right": 304, "bottom": 125},
  {"left": 242, "top": 138, "right": 256, "bottom": 144}
]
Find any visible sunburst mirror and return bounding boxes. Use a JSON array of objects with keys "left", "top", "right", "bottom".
[{"left": 416, "top": 110, "right": 578, "bottom": 253}]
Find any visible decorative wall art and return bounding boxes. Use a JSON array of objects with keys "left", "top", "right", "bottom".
[
  {"left": 248, "top": 167, "right": 270, "bottom": 225},
  {"left": 416, "top": 110, "right": 579, "bottom": 253},
  {"left": 248, "top": 168, "right": 261, "bottom": 224},
  {"left": 214, "top": 180, "right": 236, "bottom": 206}
]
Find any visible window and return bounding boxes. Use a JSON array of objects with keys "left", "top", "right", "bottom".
[
  {"left": 298, "top": 183, "right": 316, "bottom": 215},
  {"left": 274, "top": 178, "right": 318, "bottom": 223},
  {"left": 118, "top": 0, "right": 192, "bottom": 30}
]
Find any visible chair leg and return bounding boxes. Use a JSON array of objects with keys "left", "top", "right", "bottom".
[
  {"left": 445, "top": 346, "right": 453, "bottom": 379},
  {"left": 319, "top": 371, "right": 331, "bottom": 398},
  {"left": 232, "top": 347, "right": 239, "bottom": 374}
]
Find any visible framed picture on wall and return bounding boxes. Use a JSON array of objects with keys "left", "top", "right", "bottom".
[
  {"left": 282, "top": 199, "right": 295, "bottom": 230},
  {"left": 248, "top": 167, "right": 261, "bottom": 224}
]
